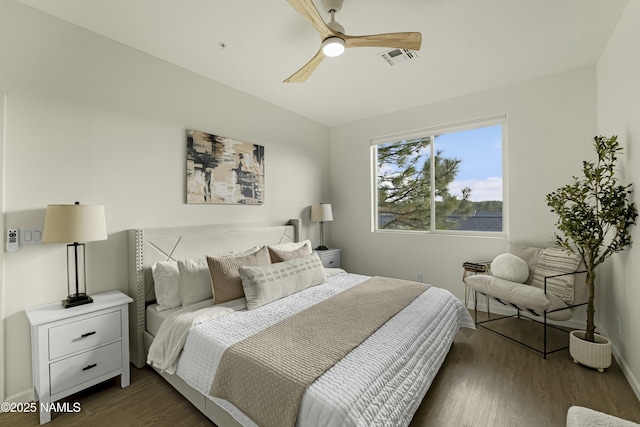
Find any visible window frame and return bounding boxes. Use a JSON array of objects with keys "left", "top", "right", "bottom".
[{"left": 371, "top": 115, "right": 508, "bottom": 237}]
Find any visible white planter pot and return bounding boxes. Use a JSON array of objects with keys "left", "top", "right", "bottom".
[{"left": 569, "top": 330, "right": 611, "bottom": 372}]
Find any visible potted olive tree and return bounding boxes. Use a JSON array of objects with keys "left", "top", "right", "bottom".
[{"left": 546, "top": 135, "right": 637, "bottom": 372}]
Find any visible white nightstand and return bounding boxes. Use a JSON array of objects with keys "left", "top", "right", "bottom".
[
  {"left": 315, "top": 248, "right": 341, "bottom": 268},
  {"left": 25, "top": 290, "right": 133, "bottom": 424}
]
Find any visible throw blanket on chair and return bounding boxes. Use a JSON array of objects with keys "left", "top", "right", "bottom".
[{"left": 210, "top": 276, "right": 430, "bottom": 427}]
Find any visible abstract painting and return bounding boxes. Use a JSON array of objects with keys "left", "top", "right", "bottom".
[{"left": 186, "top": 129, "right": 265, "bottom": 204}]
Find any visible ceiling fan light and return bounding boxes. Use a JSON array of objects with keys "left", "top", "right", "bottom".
[{"left": 322, "top": 37, "right": 345, "bottom": 57}]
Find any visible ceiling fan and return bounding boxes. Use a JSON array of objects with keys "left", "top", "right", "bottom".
[{"left": 284, "top": 0, "right": 422, "bottom": 83}]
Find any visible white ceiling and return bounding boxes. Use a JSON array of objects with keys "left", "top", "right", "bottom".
[{"left": 18, "top": 0, "right": 629, "bottom": 127}]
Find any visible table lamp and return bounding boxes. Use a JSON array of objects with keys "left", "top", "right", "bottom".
[
  {"left": 43, "top": 202, "right": 107, "bottom": 308},
  {"left": 311, "top": 203, "right": 333, "bottom": 250}
]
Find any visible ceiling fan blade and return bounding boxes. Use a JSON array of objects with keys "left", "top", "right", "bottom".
[
  {"left": 284, "top": 49, "right": 326, "bottom": 83},
  {"left": 344, "top": 32, "right": 422, "bottom": 50},
  {"left": 287, "top": 0, "right": 333, "bottom": 40}
]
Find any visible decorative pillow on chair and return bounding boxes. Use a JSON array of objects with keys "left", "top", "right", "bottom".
[
  {"left": 507, "top": 242, "right": 545, "bottom": 285},
  {"left": 531, "top": 248, "right": 580, "bottom": 304},
  {"left": 490, "top": 253, "right": 529, "bottom": 283}
]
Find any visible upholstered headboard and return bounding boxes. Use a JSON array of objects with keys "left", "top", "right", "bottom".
[{"left": 127, "top": 219, "right": 302, "bottom": 367}]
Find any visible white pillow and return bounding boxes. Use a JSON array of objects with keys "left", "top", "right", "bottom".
[
  {"left": 268, "top": 239, "right": 311, "bottom": 252},
  {"left": 151, "top": 261, "right": 182, "bottom": 311},
  {"left": 268, "top": 240, "right": 312, "bottom": 263},
  {"left": 491, "top": 253, "right": 529, "bottom": 283},
  {"left": 178, "top": 258, "right": 213, "bottom": 306},
  {"left": 239, "top": 253, "right": 326, "bottom": 310}
]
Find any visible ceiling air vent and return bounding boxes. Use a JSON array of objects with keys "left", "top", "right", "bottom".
[{"left": 379, "top": 48, "right": 419, "bottom": 66}]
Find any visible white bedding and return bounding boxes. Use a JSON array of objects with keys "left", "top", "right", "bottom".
[
  {"left": 146, "top": 303, "right": 171, "bottom": 337},
  {"left": 148, "top": 271, "right": 475, "bottom": 427},
  {"left": 146, "top": 300, "right": 214, "bottom": 337},
  {"left": 147, "top": 298, "right": 246, "bottom": 374}
]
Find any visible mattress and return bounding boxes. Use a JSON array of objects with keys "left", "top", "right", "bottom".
[{"left": 168, "top": 272, "right": 474, "bottom": 427}]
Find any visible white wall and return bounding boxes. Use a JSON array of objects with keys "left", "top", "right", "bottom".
[
  {"left": 596, "top": 0, "right": 640, "bottom": 396},
  {"left": 329, "top": 67, "right": 596, "bottom": 305},
  {"left": 0, "top": 0, "right": 330, "bottom": 401}
]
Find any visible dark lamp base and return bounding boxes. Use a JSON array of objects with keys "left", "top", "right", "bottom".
[
  {"left": 62, "top": 294, "right": 94, "bottom": 309},
  {"left": 316, "top": 245, "right": 329, "bottom": 251}
]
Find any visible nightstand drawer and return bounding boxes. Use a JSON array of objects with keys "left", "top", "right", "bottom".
[
  {"left": 49, "top": 311, "right": 121, "bottom": 360},
  {"left": 320, "top": 252, "right": 340, "bottom": 268},
  {"left": 50, "top": 341, "right": 122, "bottom": 395}
]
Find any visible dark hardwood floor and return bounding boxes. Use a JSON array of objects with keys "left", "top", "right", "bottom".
[
  {"left": 414, "top": 312, "right": 640, "bottom": 426},
  {"left": 4, "top": 311, "right": 640, "bottom": 426}
]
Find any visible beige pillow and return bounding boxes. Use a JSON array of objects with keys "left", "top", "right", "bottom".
[
  {"left": 239, "top": 253, "right": 326, "bottom": 310},
  {"left": 268, "top": 241, "right": 312, "bottom": 263},
  {"left": 207, "top": 246, "right": 271, "bottom": 304}
]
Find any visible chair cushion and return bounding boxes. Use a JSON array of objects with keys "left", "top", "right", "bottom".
[
  {"left": 491, "top": 253, "right": 529, "bottom": 283},
  {"left": 466, "top": 275, "right": 573, "bottom": 321}
]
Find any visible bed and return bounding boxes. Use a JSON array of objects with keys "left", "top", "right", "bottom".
[{"left": 128, "top": 219, "right": 474, "bottom": 427}]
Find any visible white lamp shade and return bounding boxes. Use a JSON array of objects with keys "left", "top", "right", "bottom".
[
  {"left": 311, "top": 204, "right": 333, "bottom": 222},
  {"left": 43, "top": 204, "right": 108, "bottom": 243}
]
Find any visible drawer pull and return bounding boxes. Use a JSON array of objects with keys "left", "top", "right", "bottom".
[
  {"left": 82, "top": 363, "right": 97, "bottom": 371},
  {"left": 81, "top": 331, "right": 96, "bottom": 338}
]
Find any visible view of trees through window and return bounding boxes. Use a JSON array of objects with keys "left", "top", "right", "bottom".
[{"left": 375, "top": 120, "right": 504, "bottom": 233}]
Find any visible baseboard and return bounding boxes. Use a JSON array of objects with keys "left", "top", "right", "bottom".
[
  {"left": 607, "top": 331, "right": 640, "bottom": 402},
  {"left": 1, "top": 388, "right": 33, "bottom": 409}
]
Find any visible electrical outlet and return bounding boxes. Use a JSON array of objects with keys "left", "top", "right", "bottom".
[{"left": 417, "top": 273, "right": 423, "bottom": 283}]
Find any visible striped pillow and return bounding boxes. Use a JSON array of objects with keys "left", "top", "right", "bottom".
[
  {"left": 239, "top": 253, "right": 326, "bottom": 310},
  {"left": 531, "top": 248, "right": 581, "bottom": 304}
]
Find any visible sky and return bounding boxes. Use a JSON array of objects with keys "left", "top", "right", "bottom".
[{"left": 435, "top": 124, "right": 503, "bottom": 201}]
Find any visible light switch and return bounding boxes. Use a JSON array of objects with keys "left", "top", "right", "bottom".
[{"left": 20, "top": 227, "right": 43, "bottom": 245}]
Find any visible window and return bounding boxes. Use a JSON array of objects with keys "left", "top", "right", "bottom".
[{"left": 372, "top": 116, "right": 505, "bottom": 234}]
